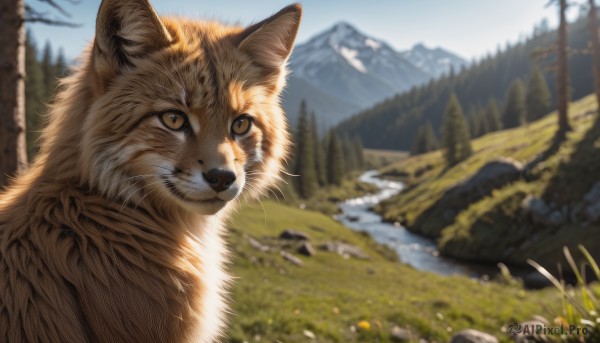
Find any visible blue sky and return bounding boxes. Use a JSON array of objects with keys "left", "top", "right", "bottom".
[{"left": 27, "top": 0, "right": 582, "bottom": 61}]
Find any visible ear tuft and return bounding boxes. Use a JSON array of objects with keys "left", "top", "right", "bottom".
[
  {"left": 237, "top": 4, "right": 302, "bottom": 78},
  {"left": 93, "top": 0, "right": 172, "bottom": 92}
]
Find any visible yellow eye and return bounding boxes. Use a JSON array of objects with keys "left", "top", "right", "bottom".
[
  {"left": 232, "top": 115, "right": 253, "bottom": 136},
  {"left": 160, "top": 112, "right": 187, "bottom": 131}
]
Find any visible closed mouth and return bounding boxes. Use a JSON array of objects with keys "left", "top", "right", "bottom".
[{"left": 163, "top": 179, "right": 226, "bottom": 205}]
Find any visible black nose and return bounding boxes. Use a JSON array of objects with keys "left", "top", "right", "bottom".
[{"left": 203, "top": 168, "right": 237, "bottom": 192}]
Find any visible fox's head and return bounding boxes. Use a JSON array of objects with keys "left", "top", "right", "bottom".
[{"left": 76, "top": 0, "right": 301, "bottom": 214}]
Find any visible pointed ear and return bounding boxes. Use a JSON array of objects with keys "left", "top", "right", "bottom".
[
  {"left": 237, "top": 4, "right": 302, "bottom": 80},
  {"left": 93, "top": 0, "right": 172, "bottom": 92}
]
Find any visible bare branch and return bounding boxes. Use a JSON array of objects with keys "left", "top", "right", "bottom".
[
  {"left": 36, "top": 0, "right": 71, "bottom": 18},
  {"left": 24, "top": 1, "right": 82, "bottom": 27},
  {"left": 24, "top": 16, "right": 82, "bottom": 27}
]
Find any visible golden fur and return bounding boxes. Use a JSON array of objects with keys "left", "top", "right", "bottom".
[{"left": 0, "top": 1, "right": 301, "bottom": 342}]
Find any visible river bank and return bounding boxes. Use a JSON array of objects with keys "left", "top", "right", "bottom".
[{"left": 335, "top": 170, "right": 549, "bottom": 287}]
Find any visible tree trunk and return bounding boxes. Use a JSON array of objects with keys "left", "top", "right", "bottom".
[
  {"left": 557, "top": 0, "right": 572, "bottom": 138},
  {"left": 589, "top": 0, "right": 600, "bottom": 114},
  {"left": 0, "top": 0, "right": 28, "bottom": 188}
]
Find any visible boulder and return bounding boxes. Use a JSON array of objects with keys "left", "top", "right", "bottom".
[
  {"left": 247, "top": 237, "right": 270, "bottom": 252},
  {"left": 280, "top": 251, "right": 303, "bottom": 266},
  {"left": 447, "top": 158, "right": 523, "bottom": 201},
  {"left": 414, "top": 158, "right": 523, "bottom": 231},
  {"left": 279, "top": 229, "right": 309, "bottom": 241},
  {"left": 450, "top": 329, "right": 498, "bottom": 343},
  {"left": 521, "top": 195, "right": 566, "bottom": 227},
  {"left": 390, "top": 326, "right": 412, "bottom": 342},
  {"left": 319, "top": 241, "right": 370, "bottom": 259},
  {"left": 297, "top": 242, "right": 316, "bottom": 256},
  {"left": 583, "top": 182, "right": 600, "bottom": 222}
]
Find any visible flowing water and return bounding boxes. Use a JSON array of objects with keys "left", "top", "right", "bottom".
[{"left": 336, "top": 170, "right": 500, "bottom": 277}]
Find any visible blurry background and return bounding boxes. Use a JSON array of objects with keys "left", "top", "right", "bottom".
[{"left": 5, "top": 0, "right": 600, "bottom": 342}]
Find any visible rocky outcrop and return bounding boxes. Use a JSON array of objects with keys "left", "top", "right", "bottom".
[
  {"left": 446, "top": 158, "right": 523, "bottom": 202},
  {"left": 520, "top": 195, "right": 567, "bottom": 227},
  {"left": 414, "top": 158, "right": 524, "bottom": 236},
  {"left": 583, "top": 182, "right": 600, "bottom": 222}
]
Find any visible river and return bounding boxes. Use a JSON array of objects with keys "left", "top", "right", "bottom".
[{"left": 336, "top": 170, "right": 500, "bottom": 278}]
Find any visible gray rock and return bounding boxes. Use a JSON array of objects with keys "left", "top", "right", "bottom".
[
  {"left": 583, "top": 182, "right": 600, "bottom": 222},
  {"left": 584, "top": 182, "right": 600, "bottom": 203},
  {"left": 446, "top": 158, "right": 523, "bottom": 201},
  {"left": 417, "top": 158, "right": 523, "bottom": 228},
  {"left": 450, "top": 329, "right": 498, "bottom": 343},
  {"left": 521, "top": 195, "right": 566, "bottom": 227},
  {"left": 279, "top": 229, "right": 309, "bottom": 241},
  {"left": 319, "top": 241, "right": 370, "bottom": 259},
  {"left": 280, "top": 251, "right": 303, "bottom": 266},
  {"left": 297, "top": 242, "right": 316, "bottom": 256},
  {"left": 390, "top": 326, "right": 412, "bottom": 342},
  {"left": 248, "top": 237, "right": 270, "bottom": 252}
]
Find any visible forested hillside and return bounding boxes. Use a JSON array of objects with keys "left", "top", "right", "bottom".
[
  {"left": 336, "top": 13, "right": 596, "bottom": 150},
  {"left": 24, "top": 32, "right": 67, "bottom": 158}
]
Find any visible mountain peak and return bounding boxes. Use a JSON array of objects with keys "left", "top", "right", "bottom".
[
  {"left": 331, "top": 21, "right": 356, "bottom": 31},
  {"left": 401, "top": 44, "right": 467, "bottom": 78}
]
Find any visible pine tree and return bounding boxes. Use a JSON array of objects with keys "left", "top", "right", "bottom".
[
  {"left": 441, "top": 93, "right": 472, "bottom": 166},
  {"left": 423, "top": 121, "right": 438, "bottom": 151},
  {"left": 352, "top": 136, "right": 365, "bottom": 169},
  {"left": 310, "top": 111, "right": 327, "bottom": 186},
  {"left": 342, "top": 134, "right": 357, "bottom": 171},
  {"left": 293, "top": 100, "right": 318, "bottom": 198},
  {"left": 526, "top": 66, "right": 552, "bottom": 121},
  {"left": 55, "top": 48, "right": 67, "bottom": 79},
  {"left": 503, "top": 79, "right": 527, "bottom": 128},
  {"left": 589, "top": 0, "right": 600, "bottom": 114},
  {"left": 486, "top": 98, "right": 502, "bottom": 132},
  {"left": 326, "top": 132, "right": 344, "bottom": 186},
  {"left": 411, "top": 122, "right": 438, "bottom": 155},
  {"left": 477, "top": 103, "right": 489, "bottom": 134},
  {"left": 556, "top": 0, "right": 572, "bottom": 138},
  {"left": 468, "top": 106, "right": 481, "bottom": 138},
  {"left": 411, "top": 126, "right": 426, "bottom": 155},
  {"left": 25, "top": 31, "right": 45, "bottom": 159},
  {"left": 41, "top": 41, "right": 56, "bottom": 100}
]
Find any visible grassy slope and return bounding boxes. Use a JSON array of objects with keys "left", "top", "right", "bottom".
[
  {"left": 376, "top": 94, "right": 600, "bottom": 266},
  {"left": 224, "top": 201, "right": 558, "bottom": 343}
]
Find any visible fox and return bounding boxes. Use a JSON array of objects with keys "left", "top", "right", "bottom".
[{"left": 0, "top": 0, "right": 301, "bottom": 342}]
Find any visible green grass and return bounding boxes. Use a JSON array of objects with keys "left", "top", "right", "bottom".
[
  {"left": 364, "top": 149, "right": 409, "bottom": 170},
  {"left": 278, "top": 175, "right": 380, "bottom": 216},
  {"left": 375, "top": 95, "right": 600, "bottom": 266},
  {"left": 224, "top": 200, "right": 562, "bottom": 343}
]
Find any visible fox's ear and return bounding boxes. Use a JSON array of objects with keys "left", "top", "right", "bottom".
[
  {"left": 237, "top": 4, "right": 302, "bottom": 80},
  {"left": 93, "top": 0, "right": 172, "bottom": 93}
]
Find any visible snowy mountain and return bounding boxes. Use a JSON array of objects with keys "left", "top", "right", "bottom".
[
  {"left": 284, "top": 22, "right": 468, "bottom": 129},
  {"left": 400, "top": 43, "right": 468, "bottom": 78},
  {"left": 289, "top": 22, "right": 429, "bottom": 107}
]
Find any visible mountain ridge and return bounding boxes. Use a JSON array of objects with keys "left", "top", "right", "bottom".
[{"left": 283, "top": 22, "right": 468, "bottom": 129}]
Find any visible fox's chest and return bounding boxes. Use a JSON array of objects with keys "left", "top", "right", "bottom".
[
  {"left": 86, "top": 227, "right": 229, "bottom": 343},
  {"left": 75, "top": 243, "right": 209, "bottom": 343}
]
